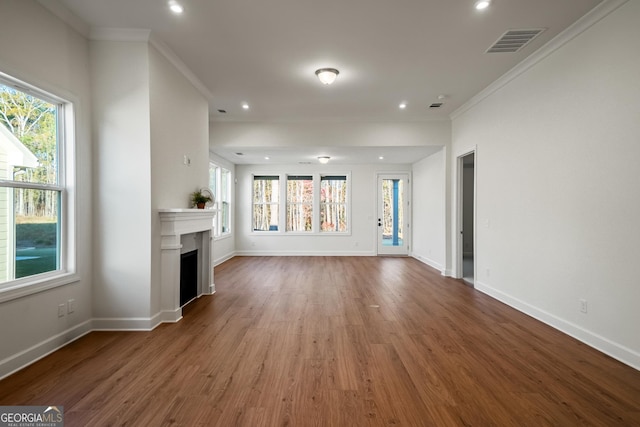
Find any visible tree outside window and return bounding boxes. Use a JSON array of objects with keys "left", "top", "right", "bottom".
[{"left": 287, "top": 175, "right": 313, "bottom": 232}]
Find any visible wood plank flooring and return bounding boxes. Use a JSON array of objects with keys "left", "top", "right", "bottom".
[{"left": 1, "top": 256, "right": 639, "bottom": 426}]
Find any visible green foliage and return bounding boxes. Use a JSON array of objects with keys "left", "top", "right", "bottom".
[{"left": 191, "top": 190, "right": 212, "bottom": 206}]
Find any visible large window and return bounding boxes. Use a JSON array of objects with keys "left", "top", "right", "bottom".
[
  {"left": 0, "top": 77, "right": 69, "bottom": 288},
  {"left": 286, "top": 175, "right": 313, "bottom": 232},
  {"left": 209, "top": 163, "right": 231, "bottom": 237},
  {"left": 320, "top": 175, "right": 347, "bottom": 232},
  {"left": 253, "top": 175, "right": 279, "bottom": 231},
  {"left": 252, "top": 173, "right": 349, "bottom": 234}
]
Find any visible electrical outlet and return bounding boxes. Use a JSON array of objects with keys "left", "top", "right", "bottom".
[
  {"left": 68, "top": 299, "right": 76, "bottom": 314},
  {"left": 58, "top": 304, "right": 65, "bottom": 318},
  {"left": 579, "top": 299, "right": 588, "bottom": 313}
]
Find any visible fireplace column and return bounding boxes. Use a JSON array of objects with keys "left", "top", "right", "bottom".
[{"left": 158, "top": 209, "right": 216, "bottom": 322}]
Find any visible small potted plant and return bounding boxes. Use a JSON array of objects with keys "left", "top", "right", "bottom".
[{"left": 190, "top": 189, "right": 212, "bottom": 209}]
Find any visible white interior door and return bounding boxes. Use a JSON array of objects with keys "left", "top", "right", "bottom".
[{"left": 377, "top": 174, "right": 410, "bottom": 255}]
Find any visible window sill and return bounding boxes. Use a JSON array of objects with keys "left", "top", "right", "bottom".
[{"left": 0, "top": 272, "right": 80, "bottom": 304}]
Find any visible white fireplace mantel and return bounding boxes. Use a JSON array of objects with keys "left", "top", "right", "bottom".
[{"left": 159, "top": 208, "right": 216, "bottom": 322}]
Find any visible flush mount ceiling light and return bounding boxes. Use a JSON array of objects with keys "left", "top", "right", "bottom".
[
  {"left": 315, "top": 68, "right": 339, "bottom": 85},
  {"left": 318, "top": 156, "right": 330, "bottom": 164},
  {"left": 242, "top": 103, "right": 249, "bottom": 110},
  {"left": 168, "top": 0, "right": 184, "bottom": 14},
  {"left": 474, "top": 0, "right": 491, "bottom": 10},
  {"left": 399, "top": 103, "right": 407, "bottom": 109}
]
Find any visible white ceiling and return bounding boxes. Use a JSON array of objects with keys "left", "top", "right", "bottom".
[{"left": 46, "top": 0, "right": 603, "bottom": 163}]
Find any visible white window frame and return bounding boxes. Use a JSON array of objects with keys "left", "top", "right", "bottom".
[
  {"left": 252, "top": 174, "right": 280, "bottom": 232},
  {"left": 319, "top": 174, "right": 349, "bottom": 233},
  {"left": 286, "top": 175, "right": 314, "bottom": 233},
  {"left": 0, "top": 72, "right": 77, "bottom": 303}
]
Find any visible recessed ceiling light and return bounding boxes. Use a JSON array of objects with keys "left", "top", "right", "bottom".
[
  {"left": 474, "top": 0, "right": 491, "bottom": 10},
  {"left": 242, "top": 103, "right": 249, "bottom": 110},
  {"left": 379, "top": 156, "right": 384, "bottom": 160},
  {"left": 399, "top": 103, "right": 407, "bottom": 109},
  {"left": 264, "top": 156, "right": 270, "bottom": 160},
  {"left": 168, "top": 0, "right": 184, "bottom": 14}
]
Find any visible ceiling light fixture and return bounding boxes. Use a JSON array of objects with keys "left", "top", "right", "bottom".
[
  {"left": 242, "top": 103, "right": 249, "bottom": 110},
  {"left": 168, "top": 0, "right": 184, "bottom": 14},
  {"left": 315, "top": 68, "right": 339, "bottom": 85},
  {"left": 318, "top": 156, "right": 330, "bottom": 164},
  {"left": 399, "top": 103, "right": 407, "bottom": 109},
  {"left": 474, "top": 0, "right": 491, "bottom": 10},
  {"left": 379, "top": 156, "right": 384, "bottom": 160}
]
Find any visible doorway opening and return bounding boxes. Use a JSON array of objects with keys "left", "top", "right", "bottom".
[
  {"left": 377, "top": 174, "right": 410, "bottom": 256},
  {"left": 458, "top": 152, "right": 475, "bottom": 285}
]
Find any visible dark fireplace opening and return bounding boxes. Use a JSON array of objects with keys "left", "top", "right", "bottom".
[{"left": 180, "top": 250, "right": 198, "bottom": 306}]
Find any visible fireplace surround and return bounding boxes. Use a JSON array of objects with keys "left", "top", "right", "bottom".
[{"left": 159, "top": 209, "right": 215, "bottom": 322}]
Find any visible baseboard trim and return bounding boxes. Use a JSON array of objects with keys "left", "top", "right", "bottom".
[
  {"left": 0, "top": 320, "right": 93, "bottom": 380},
  {"left": 235, "top": 250, "right": 377, "bottom": 257},
  {"left": 92, "top": 314, "right": 165, "bottom": 331},
  {"left": 475, "top": 281, "right": 640, "bottom": 371},
  {"left": 411, "top": 254, "right": 444, "bottom": 273},
  {"left": 213, "top": 251, "right": 236, "bottom": 267}
]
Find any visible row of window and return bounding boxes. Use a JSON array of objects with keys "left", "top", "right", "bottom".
[{"left": 253, "top": 174, "right": 349, "bottom": 233}]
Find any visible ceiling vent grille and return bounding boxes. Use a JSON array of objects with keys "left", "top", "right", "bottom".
[
  {"left": 429, "top": 103, "right": 443, "bottom": 108},
  {"left": 486, "top": 28, "right": 545, "bottom": 53}
]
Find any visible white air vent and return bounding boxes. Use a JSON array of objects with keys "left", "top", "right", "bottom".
[{"left": 487, "top": 28, "right": 545, "bottom": 53}]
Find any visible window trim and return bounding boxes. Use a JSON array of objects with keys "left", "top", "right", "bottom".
[
  {"left": 0, "top": 73, "right": 78, "bottom": 301},
  {"left": 286, "top": 174, "right": 314, "bottom": 232},
  {"left": 252, "top": 174, "right": 280, "bottom": 232},
  {"left": 319, "top": 174, "right": 349, "bottom": 234}
]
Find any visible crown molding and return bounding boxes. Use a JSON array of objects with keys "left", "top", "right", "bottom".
[
  {"left": 148, "top": 35, "right": 214, "bottom": 101},
  {"left": 450, "top": 0, "right": 630, "bottom": 120}
]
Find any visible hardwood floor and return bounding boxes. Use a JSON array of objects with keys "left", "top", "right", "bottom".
[{"left": 1, "top": 256, "right": 639, "bottom": 426}]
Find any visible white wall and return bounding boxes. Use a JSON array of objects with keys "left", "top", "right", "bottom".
[
  {"left": 149, "top": 45, "right": 210, "bottom": 315},
  {"left": 411, "top": 149, "right": 446, "bottom": 272},
  {"left": 0, "top": 0, "right": 93, "bottom": 377},
  {"left": 208, "top": 151, "right": 236, "bottom": 265},
  {"left": 450, "top": 0, "right": 640, "bottom": 368},
  {"left": 235, "top": 163, "right": 411, "bottom": 255},
  {"left": 91, "top": 40, "right": 153, "bottom": 321}
]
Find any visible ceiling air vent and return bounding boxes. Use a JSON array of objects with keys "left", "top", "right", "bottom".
[
  {"left": 486, "top": 28, "right": 545, "bottom": 53},
  {"left": 429, "top": 103, "right": 443, "bottom": 108}
]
